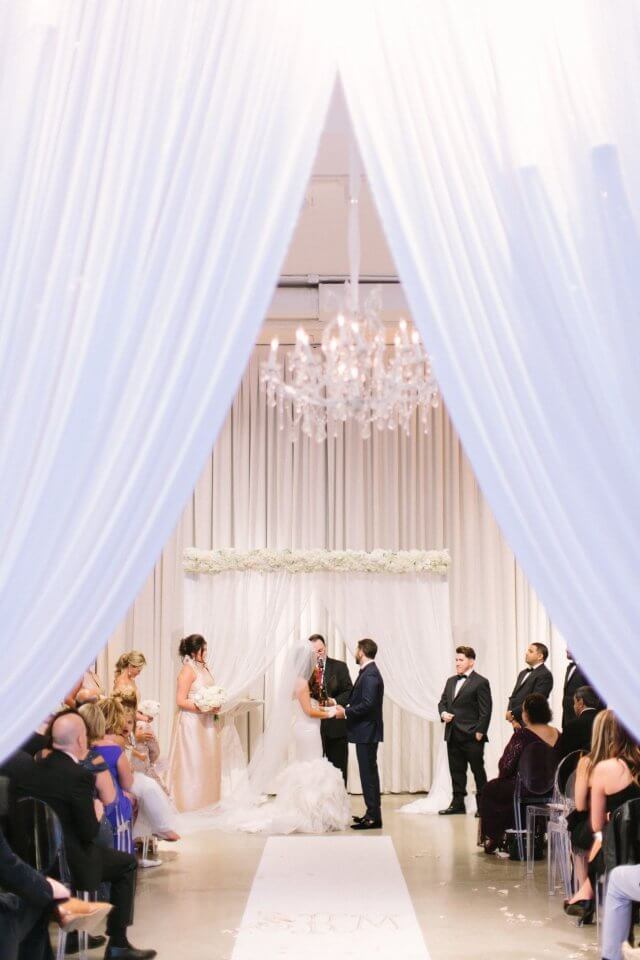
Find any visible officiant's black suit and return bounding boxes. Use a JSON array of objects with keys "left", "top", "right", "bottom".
[
  {"left": 320, "top": 657, "right": 353, "bottom": 784},
  {"left": 345, "top": 662, "right": 384, "bottom": 824},
  {"left": 507, "top": 664, "right": 553, "bottom": 724},
  {"left": 438, "top": 671, "right": 492, "bottom": 807}
]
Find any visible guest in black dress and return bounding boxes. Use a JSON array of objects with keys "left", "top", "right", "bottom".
[
  {"left": 565, "top": 710, "right": 640, "bottom": 923},
  {"left": 479, "top": 693, "right": 559, "bottom": 853}
]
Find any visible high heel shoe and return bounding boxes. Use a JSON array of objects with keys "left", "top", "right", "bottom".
[{"left": 563, "top": 899, "right": 594, "bottom": 924}]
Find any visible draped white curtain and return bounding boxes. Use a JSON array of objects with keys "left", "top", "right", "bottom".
[
  {"left": 339, "top": 0, "right": 640, "bottom": 734},
  {"left": 184, "top": 567, "right": 451, "bottom": 721},
  {"left": 107, "top": 350, "right": 562, "bottom": 792},
  {"left": 0, "top": 0, "right": 336, "bottom": 762}
]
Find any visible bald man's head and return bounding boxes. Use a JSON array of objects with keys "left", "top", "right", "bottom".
[{"left": 51, "top": 712, "right": 87, "bottom": 759}]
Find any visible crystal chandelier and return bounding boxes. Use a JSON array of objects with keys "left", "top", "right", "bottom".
[{"left": 261, "top": 142, "right": 438, "bottom": 442}]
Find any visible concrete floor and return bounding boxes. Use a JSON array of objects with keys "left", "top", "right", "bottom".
[{"left": 71, "top": 795, "right": 599, "bottom": 960}]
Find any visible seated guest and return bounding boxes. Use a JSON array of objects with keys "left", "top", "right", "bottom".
[
  {"left": 564, "top": 710, "right": 640, "bottom": 923},
  {"left": 561, "top": 650, "right": 590, "bottom": 730},
  {"left": 556, "top": 686, "right": 603, "bottom": 758},
  {"left": 11, "top": 712, "right": 156, "bottom": 959},
  {"left": 480, "top": 693, "right": 559, "bottom": 853},
  {"left": 600, "top": 863, "right": 640, "bottom": 960},
  {"left": 119, "top": 707, "right": 180, "bottom": 849},
  {"left": 566, "top": 708, "right": 611, "bottom": 894},
  {"left": 505, "top": 643, "right": 553, "bottom": 727},
  {"left": 78, "top": 703, "right": 118, "bottom": 845},
  {"left": 0, "top": 825, "right": 111, "bottom": 960},
  {"left": 95, "top": 699, "right": 135, "bottom": 854}
]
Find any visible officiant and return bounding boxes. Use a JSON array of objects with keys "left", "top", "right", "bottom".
[{"left": 309, "top": 634, "right": 352, "bottom": 784}]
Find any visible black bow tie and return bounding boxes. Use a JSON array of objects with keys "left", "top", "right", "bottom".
[{"left": 524, "top": 667, "right": 533, "bottom": 673}]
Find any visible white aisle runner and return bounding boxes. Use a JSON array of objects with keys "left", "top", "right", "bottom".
[{"left": 231, "top": 836, "right": 431, "bottom": 960}]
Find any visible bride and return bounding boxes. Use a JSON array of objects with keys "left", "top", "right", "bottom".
[{"left": 214, "top": 644, "right": 351, "bottom": 834}]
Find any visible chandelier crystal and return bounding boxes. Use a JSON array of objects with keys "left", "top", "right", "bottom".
[
  {"left": 261, "top": 136, "right": 438, "bottom": 442},
  {"left": 261, "top": 283, "right": 438, "bottom": 442}
]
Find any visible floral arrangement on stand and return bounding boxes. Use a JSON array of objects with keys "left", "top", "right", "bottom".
[{"left": 183, "top": 547, "right": 450, "bottom": 576}]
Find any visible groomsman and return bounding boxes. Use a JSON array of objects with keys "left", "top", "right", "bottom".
[
  {"left": 506, "top": 643, "right": 553, "bottom": 726},
  {"left": 308, "top": 634, "right": 352, "bottom": 784},
  {"left": 561, "top": 650, "right": 589, "bottom": 730},
  {"left": 438, "top": 646, "right": 492, "bottom": 815}
]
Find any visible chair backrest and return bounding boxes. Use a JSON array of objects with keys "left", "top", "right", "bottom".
[
  {"left": 13, "top": 796, "right": 69, "bottom": 879},
  {"left": 607, "top": 797, "right": 640, "bottom": 871},
  {"left": 518, "top": 740, "right": 557, "bottom": 797},
  {"left": 554, "top": 750, "right": 584, "bottom": 803}
]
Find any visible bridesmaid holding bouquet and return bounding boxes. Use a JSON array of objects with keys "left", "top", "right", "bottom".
[{"left": 167, "top": 635, "right": 223, "bottom": 812}]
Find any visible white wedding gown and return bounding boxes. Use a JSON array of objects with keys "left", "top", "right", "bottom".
[{"left": 224, "top": 699, "right": 351, "bottom": 835}]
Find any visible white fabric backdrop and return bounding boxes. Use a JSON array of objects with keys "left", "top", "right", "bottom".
[
  {"left": 183, "top": 567, "right": 451, "bottom": 721},
  {"left": 0, "top": 0, "right": 335, "bottom": 761},
  {"left": 339, "top": 0, "right": 640, "bottom": 733},
  {"left": 107, "top": 350, "right": 564, "bottom": 792}
]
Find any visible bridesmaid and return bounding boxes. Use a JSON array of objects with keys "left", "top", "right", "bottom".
[
  {"left": 113, "top": 650, "right": 147, "bottom": 704},
  {"left": 167, "top": 635, "right": 222, "bottom": 812}
]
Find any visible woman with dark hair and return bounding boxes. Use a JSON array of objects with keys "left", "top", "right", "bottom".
[
  {"left": 479, "top": 693, "right": 559, "bottom": 853},
  {"left": 166, "top": 635, "right": 222, "bottom": 812}
]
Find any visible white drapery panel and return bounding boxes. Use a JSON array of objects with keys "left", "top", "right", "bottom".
[
  {"left": 108, "top": 350, "right": 562, "bottom": 792},
  {"left": 339, "top": 1, "right": 640, "bottom": 732},
  {"left": 184, "top": 565, "right": 452, "bottom": 722},
  {"left": 0, "top": 0, "right": 336, "bottom": 762}
]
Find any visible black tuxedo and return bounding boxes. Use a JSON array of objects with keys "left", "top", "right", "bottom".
[
  {"left": 0, "top": 826, "right": 54, "bottom": 960},
  {"left": 10, "top": 750, "right": 136, "bottom": 942},
  {"left": 345, "top": 662, "right": 384, "bottom": 822},
  {"left": 556, "top": 707, "right": 599, "bottom": 759},
  {"left": 561, "top": 662, "right": 589, "bottom": 730},
  {"left": 507, "top": 663, "right": 553, "bottom": 724},
  {"left": 438, "top": 671, "right": 492, "bottom": 805},
  {"left": 319, "top": 656, "right": 352, "bottom": 784}
]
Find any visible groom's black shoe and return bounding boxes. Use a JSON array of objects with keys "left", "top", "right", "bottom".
[
  {"left": 438, "top": 803, "right": 465, "bottom": 815},
  {"left": 352, "top": 815, "right": 366, "bottom": 823},
  {"left": 351, "top": 818, "right": 382, "bottom": 830}
]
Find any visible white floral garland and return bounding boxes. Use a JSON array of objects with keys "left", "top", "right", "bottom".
[{"left": 183, "top": 547, "right": 450, "bottom": 576}]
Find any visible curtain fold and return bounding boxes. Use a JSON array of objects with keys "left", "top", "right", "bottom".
[
  {"left": 339, "top": 0, "right": 640, "bottom": 733},
  {"left": 0, "top": 0, "right": 336, "bottom": 762}
]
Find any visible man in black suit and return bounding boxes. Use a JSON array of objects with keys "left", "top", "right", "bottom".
[
  {"left": 0, "top": 800, "right": 111, "bottom": 959},
  {"left": 556, "top": 686, "right": 603, "bottom": 758},
  {"left": 437, "top": 646, "right": 492, "bottom": 815},
  {"left": 506, "top": 642, "right": 553, "bottom": 726},
  {"left": 335, "top": 638, "right": 384, "bottom": 830},
  {"left": 561, "top": 651, "right": 590, "bottom": 730},
  {"left": 11, "top": 712, "right": 155, "bottom": 960},
  {"left": 309, "top": 634, "right": 352, "bottom": 784}
]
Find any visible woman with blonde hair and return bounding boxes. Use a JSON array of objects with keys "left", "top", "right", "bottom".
[
  {"left": 113, "top": 651, "right": 147, "bottom": 704},
  {"left": 93, "top": 698, "right": 135, "bottom": 852},
  {"left": 565, "top": 710, "right": 640, "bottom": 922}
]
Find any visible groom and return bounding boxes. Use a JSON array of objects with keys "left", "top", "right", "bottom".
[{"left": 335, "top": 638, "right": 384, "bottom": 830}]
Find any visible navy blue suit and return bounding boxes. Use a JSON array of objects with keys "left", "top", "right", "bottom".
[
  {"left": 345, "top": 662, "right": 384, "bottom": 822},
  {"left": 0, "top": 825, "right": 54, "bottom": 960}
]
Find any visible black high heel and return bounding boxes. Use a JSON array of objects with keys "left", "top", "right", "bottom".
[{"left": 564, "top": 899, "right": 595, "bottom": 924}]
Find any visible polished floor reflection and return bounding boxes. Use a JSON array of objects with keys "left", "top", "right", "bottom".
[{"left": 71, "top": 795, "right": 598, "bottom": 959}]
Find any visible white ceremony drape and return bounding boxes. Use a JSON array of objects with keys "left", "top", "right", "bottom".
[
  {"left": 339, "top": 1, "right": 640, "bottom": 734},
  {"left": 184, "top": 568, "right": 451, "bottom": 722},
  {"left": 0, "top": 1, "right": 336, "bottom": 761},
  {"left": 107, "top": 350, "right": 563, "bottom": 793}
]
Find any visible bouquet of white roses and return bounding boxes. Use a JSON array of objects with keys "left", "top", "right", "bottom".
[
  {"left": 137, "top": 699, "right": 160, "bottom": 720},
  {"left": 194, "top": 686, "right": 227, "bottom": 715}
]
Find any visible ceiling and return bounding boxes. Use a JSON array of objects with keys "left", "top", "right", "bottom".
[{"left": 278, "top": 81, "right": 397, "bottom": 281}]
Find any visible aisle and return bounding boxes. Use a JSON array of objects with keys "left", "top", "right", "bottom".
[
  {"left": 231, "top": 836, "right": 430, "bottom": 960},
  {"left": 127, "top": 795, "right": 598, "bottom": 960}
]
